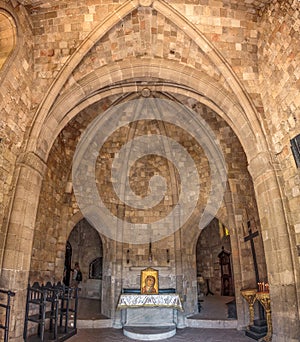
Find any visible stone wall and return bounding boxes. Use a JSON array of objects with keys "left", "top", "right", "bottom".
[
  {"left": 29, "top": 0, "right": 122, "bottom": 105},
  {"left": 29, "top": 98, "right": 114, "bottom": 283},
  {"left": 257, "top": 1, "right": 300, "bottom": 340},
  {"left": 0, "top": 1, "right": 34, "bottom": 283},
  {"left": 29, "top": 89, "right": 264, "bottom": 318},
  {"left": 259, "top": 0, "right": 300, "bottom": 251},
  {"left": 30, "top": 132, "right": 72, "bottom": 283},
  {"left": 171, "top": 0, "right": 263, "bottom": 109}
]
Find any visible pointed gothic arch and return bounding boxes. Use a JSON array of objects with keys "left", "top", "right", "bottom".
[
  {"left": 26, "top": 0, "right": 268, "bottom": 163},
  {"left": 1, "top": 2, "right": 298, "bottom": 337},
  {"left": 196, "top": 218, "right": 233, "bottom": 297},
  {"left": 68, "top": 218, "right": 104, "bottom": 300}
]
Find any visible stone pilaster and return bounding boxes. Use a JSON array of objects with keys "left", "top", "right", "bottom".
[
  {"left": 0, "top": 152, "right": 46, "bottom": 341},
  {"left": 248, "top": 152, "right": 300, "bottom": 341}
]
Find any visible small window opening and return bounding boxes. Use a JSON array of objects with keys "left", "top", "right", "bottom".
[
  {"left": 291, "top": 134, "right": 300, "bottom": 168},
  {"left": 89, "top": 257, "right": 102, "bottom": 279}
]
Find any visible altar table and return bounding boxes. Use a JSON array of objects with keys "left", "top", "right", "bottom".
[
  {"left": 117, "top": 293, "right": 183, "bottom": 311},
  {"left": 117, "top": 293, "right": 184, "bottom": 340}
]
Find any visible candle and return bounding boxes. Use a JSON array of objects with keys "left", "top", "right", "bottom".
[
  {"left": 257, "top": 281, "right": 269, "bottom": 292},
  {"left": 265, "top": 283, "right": 269, "bottom": 292},
  {"left": 257, "top": 281, "right": 267, "bottom": 292}
]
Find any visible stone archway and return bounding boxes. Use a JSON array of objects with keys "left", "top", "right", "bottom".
[
  {"left": 195, "top": 218, "right": 236, "bottom": 321},
  {"left": 26, "top": 0, "right": 267, "bottom": 159},
  {"left": 2, "top": 73, "right": 296, "bottom": 342},
  {"left": 68, "top": 218, "right": 103, "bottom": 301},
  {"left": 1, "top": 2, "right": 298, "bottom": 340},
  {"left": 3, "top": 74, "right": 295, "bottom": 340},
  {"left": 196, "top": 218, "right": 233, "bottom": 298}
]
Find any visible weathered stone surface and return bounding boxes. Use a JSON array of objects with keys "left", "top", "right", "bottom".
[{"left": 0, "top": 1, "right": 299, "bottom": 341}]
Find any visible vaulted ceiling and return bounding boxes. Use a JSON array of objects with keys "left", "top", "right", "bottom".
[{"left": 16, "top": 0, "right": 273, "bottom": 14}]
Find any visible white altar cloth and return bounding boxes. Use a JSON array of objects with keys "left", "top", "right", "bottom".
[{"left": 117, "top": 293, "right": 183, "bottom": 311}]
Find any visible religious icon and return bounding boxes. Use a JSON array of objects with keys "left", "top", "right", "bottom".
[{"left": 140, "top": 267, "right": 159, "bottom": 294}]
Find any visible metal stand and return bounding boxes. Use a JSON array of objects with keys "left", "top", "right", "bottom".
[{"left": 205, "top": 279, "right": 214, "bottom": 296}]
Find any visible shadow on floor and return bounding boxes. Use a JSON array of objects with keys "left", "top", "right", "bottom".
[
  {"left": 188, "top": 294, "right": 235, "bottom": 320},
  {"left": 77, "top": 298, "right": 109, "bottom": 320}
]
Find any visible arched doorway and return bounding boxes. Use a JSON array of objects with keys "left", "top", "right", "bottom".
[
  {"left": 66, "top": 218, "right": 105, "bottom": 319},
  {"left": 67, "top": 218, "right": 103, "bottom": 299},
  {"left": 196, "top": 218, "right": 236, "bottom": 320}
]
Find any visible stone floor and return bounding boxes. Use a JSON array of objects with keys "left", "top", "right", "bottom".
[
  {"left": 71, "top": 295, "right": 253, "bottom": 341},
  {"left": 188, "top": 294, "right": 235, "bottom": 320},
  {"left": 77, "top": 297, "right": 108, "bottom": 320},
  {"left": 68, "top": 327, "right": 254, "bottom": 341}
]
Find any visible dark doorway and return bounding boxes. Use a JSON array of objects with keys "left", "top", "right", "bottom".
[
  {"left": 196, "top": 218, "right": 233, "bottom": 296},
  {"left": 194, "top": 218, "right": 236, "bottom": 320},
  {"left": 68, "top": 218, "right": 103, "bottom": 299},
  {"left": 63, "top": 241, "right": 72, "bottom": 286}
]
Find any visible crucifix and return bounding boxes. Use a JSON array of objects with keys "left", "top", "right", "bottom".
[
  {"left": 244, "top": 219, "right": 264, "bottom": 319},
  {"left": 244, "top": 220, "right": 260, "bottom": 285}
]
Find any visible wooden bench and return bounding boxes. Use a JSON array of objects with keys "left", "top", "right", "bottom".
[
  {"left": 0, "top": 288, "right": 15, "bottom": 342},
  {"left": 23, "top": 282, "right": 78, "bottom": 342}
]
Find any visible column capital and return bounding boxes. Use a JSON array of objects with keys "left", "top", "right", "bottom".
[
  {"left": 17, "top": 151, "right": 47, "bottom": 177},
  {"left": 247, "top": 151, "right": 274, "bottom": 182}
]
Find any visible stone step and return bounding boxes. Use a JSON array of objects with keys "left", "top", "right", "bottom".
[
  {"left": 77, "top": 318, "right": 113, "bottom": 328},
  {"left": 123, "top": 325, "right": 176, "bottom": 341},
  {"left": 245, "top": 319, "right": 268, "bottom": 341},
  {"left": 245, "top": 329, "right": 267, "bottom": 340},
  {"left": 249, "top": 324, "right": 268, "bottom": 334},
  {"left": 186, "top": 318, "right": 237, "bottom": 329}
]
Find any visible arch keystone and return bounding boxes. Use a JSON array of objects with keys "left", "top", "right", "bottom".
[{"left": 139, "top": 0, "right": 153, "bottom": 6}]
